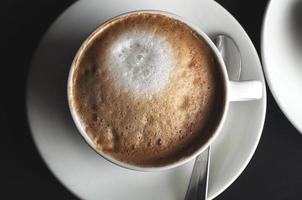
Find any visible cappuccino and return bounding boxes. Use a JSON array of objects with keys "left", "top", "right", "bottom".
[{"left": 70, "top": 13, "right": 225, "bottom": 166}]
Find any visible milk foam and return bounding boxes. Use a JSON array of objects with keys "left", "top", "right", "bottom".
[{"left": 108, "top": 29, "right": 175, "bottom": 95}]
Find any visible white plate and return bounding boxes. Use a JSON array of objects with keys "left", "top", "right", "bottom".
[
  {"left": 26, "top": 0, "right": 266, "bottom": 199},
  {"left": 262, "top": 0, "right": 302, "bottom": 133}
]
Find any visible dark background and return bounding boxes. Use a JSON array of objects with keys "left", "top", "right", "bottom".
[{"left": 2, "top": 0, "right": 302, "bottom": 199}]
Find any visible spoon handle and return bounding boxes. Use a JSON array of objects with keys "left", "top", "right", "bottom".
[{"left": 184, "top": 146, "right": 211, "bottom": 200}]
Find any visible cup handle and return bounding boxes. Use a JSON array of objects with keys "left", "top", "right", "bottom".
[{"left": 228, "top": 81, "right": 263, "bottom": 102}]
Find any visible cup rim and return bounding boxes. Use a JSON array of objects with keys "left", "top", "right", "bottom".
[{"left": 67, "top": 9, "right": 230, "bottom": 172}]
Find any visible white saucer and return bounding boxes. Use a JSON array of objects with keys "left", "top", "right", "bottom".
[
  {"left": 26, "top": 0, "right": 266, "bottom": 199},
  {"left": 262, "top": 0, "right": 302, "bottom": 134}
]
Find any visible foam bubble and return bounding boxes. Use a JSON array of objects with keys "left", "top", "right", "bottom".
[{"left": 107, "top": 29, "right": 175, "bottom": 94}]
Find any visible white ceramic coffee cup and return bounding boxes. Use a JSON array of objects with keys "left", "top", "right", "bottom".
[{"left": 67, "top": 10, "right": 263, "bottom": 172}]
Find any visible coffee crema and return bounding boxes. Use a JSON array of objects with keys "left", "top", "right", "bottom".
[{"left": 70, "top": 13, "right": 225, "bottom": 166}]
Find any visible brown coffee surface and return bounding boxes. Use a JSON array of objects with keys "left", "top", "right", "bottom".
[{"left": 70, "top": 13, "right": 225, "bottom": 167}]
